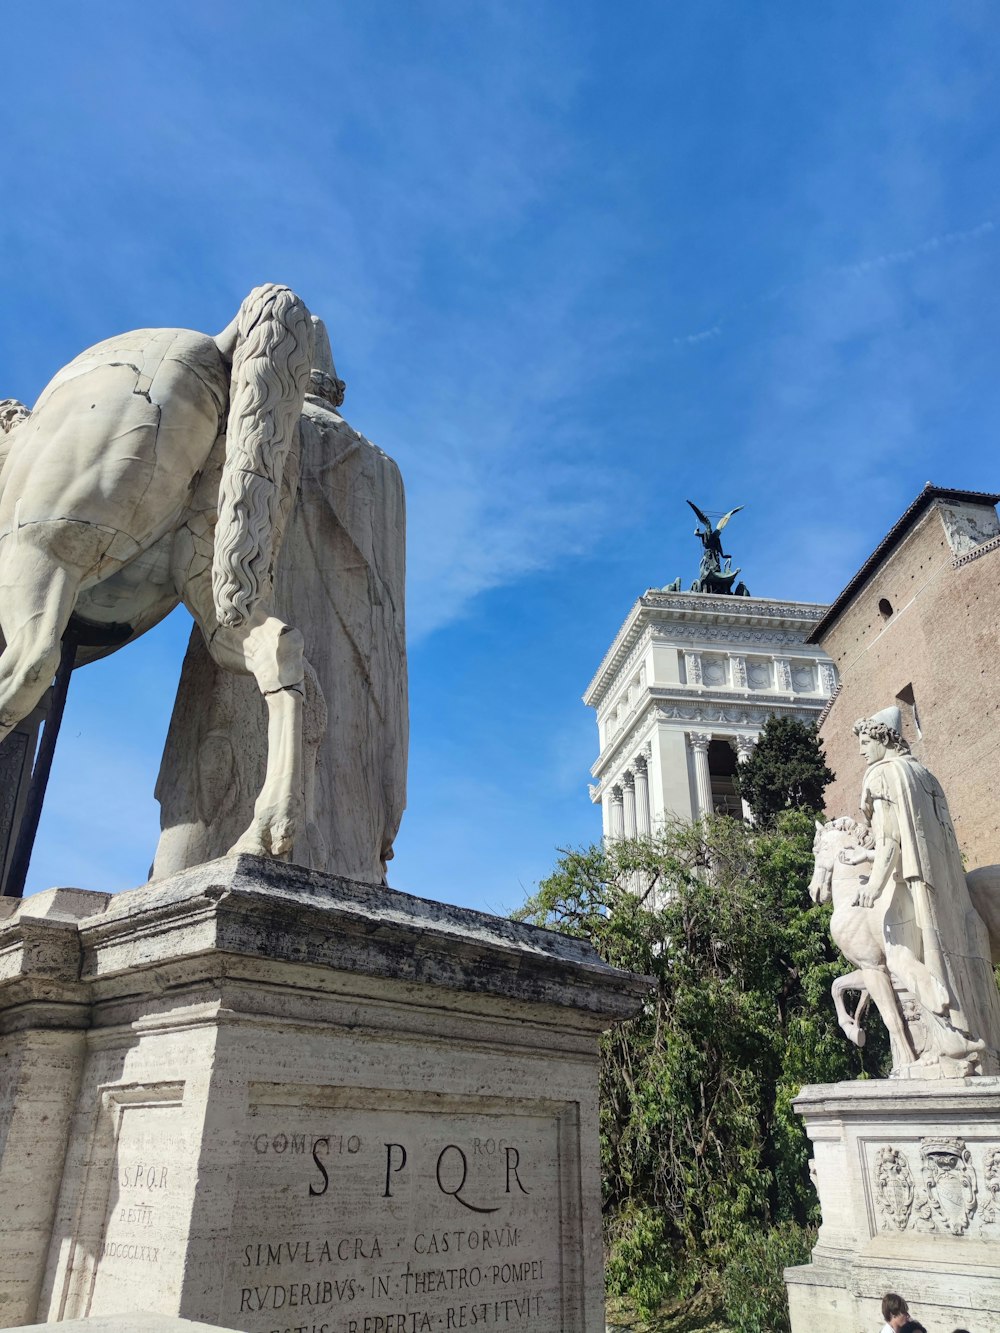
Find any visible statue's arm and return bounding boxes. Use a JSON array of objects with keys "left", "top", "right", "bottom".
[
  {"left": 839, "top": 845, "right": 874, "bottom": 867},
  {"left": 854, "top": 795, "right": 900, "bottom": 907}
]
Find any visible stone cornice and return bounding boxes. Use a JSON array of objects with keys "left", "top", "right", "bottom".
[
  {"left": 816, "top": 682, "right": 843, "bottom": 730},
  {"left": 651, "top": 623, "right": 828, "bottom": 649},
  {"left": 952, "top": 532, "right": 1000, "bottom": 568},
  {"left": 0, "top": 915, "right": 91, "bottom": 1034},
  {"left": 78, "top": 857, "right": 652, "bottom": 1023},
  {"left": 592, "top": 624, "right": 654, "bottom": 718},
  {"left": 584, "top": 592, "right": 828, "bottom": 708},
  {"left": 651, "top": 685, "right": 828, "bottom": 708},
  {"left": 590, "top": 691, "right": 825, "bottom": 781},
  {"left": 641, "top": 591, "right": 827, "bottom": 622}
]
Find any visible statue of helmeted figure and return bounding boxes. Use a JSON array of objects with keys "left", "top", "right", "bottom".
[{"left": 842, "top": 707, "right": 1000, "bottom": 1077}]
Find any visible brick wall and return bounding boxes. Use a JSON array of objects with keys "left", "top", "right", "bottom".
[{"left": 818, "top": 503, "right": 1000, "bottom": 868}]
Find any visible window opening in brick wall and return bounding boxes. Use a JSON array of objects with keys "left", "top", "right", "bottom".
[{"left": 896, "top": 682, "right": 922, "bottom": 741}]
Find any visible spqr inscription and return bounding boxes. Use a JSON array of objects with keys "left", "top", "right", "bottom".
[
  {"left": 224, "top": 1097, "right": 570, "bottom": 1333},
  {"left": 380, "top": 1142, "right": 529, "bottom": 1212},
  {"left": 86, "top": 1097, "right": 185, "bottom": 1317}
]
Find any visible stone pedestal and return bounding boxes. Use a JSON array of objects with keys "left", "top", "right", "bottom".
[
  {"left": 0, "top": 858, "right": 648, "bottom": 1332},
  {"left": 10, "top": 1316, "right": 245, "bottom": 1332},
  {"left": 785, "top": 1079, "right": 1000, "bottom": 1333}
]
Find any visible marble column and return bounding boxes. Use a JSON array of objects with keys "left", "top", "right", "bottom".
[
  {"left": 735, "top": 735, "right": 756, "bottom": 822},
  {"left": 633, "top": 753, "right": 651, "bottom": 836},
  {"left": 609, "top": 784, "right": 625, "bottom": 839},
  {"left": 622, "top": 772, "right": 637, "bottom": 838},
  {"left": 688, "top": 732, "right": 713, "bottom": 818}
]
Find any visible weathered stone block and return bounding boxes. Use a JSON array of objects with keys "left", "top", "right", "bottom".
[
  {"left": 8, "top": 1315, "right": 245, "bottom": 1332},
  {"left": 0, "top": 857, "right": 648, "bottom": 1332},
  {"left": 786, "top": 1078, "right": 1000, "bottom": 1333}
]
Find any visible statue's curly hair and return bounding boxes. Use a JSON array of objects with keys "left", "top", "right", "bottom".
[
  {"left": 308, "top": 367, "right": 346, "bottom": 408},
  {"left": 0, "top": 399, "right": 30, "bottom": 435},
  {"left": 827, "top": 815, "right": 875, "bottom": 848},
  {"left": 852, "top": 717, "right": 909, "bottom": 753}
]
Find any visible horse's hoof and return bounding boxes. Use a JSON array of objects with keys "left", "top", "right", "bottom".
[
  {"left": 839, "top": 1020, "right": 865, "bottom": 1048},
  {"left": 228, "top": 826, "right": 268, "bottom": 857},
  {"left": 268, "top": 823, "right": 296, "bottom": 859}
]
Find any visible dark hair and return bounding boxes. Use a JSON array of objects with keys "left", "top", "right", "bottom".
[
  {"left": 952, "top": 1328, "right": 972, "bottom": 1333},
  {"left": 882, "top": 1294, "right": 909, "bottom": 1320},
  {"left": 899, "top": 1323, "right": 926, "bottom": 1333}
]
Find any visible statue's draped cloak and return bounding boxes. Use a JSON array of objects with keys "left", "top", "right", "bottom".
[
  {"left": 862, "top": 754, "right": 1000, "bottom": 1065},
  {"left": 152, "top": 396, "right": 407, "bottom": 883}
]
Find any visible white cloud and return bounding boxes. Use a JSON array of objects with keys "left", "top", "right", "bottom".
[
  {"left": 4, "top": 5, "right": 633, "bottom": 651},
  {"left": 834, "top": 220, "right": 995, "bottom": 279}
]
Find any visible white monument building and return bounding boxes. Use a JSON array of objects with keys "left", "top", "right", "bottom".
[{"left": 584, "top": 588, "right": 838, "bottom": 832}]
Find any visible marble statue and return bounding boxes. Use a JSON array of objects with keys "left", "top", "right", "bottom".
[
  {"left": 152, "top": 318, "right": 407, "bottom": 885},
  {"left": 812, "top": 707, "right": 1000, "bottom": 1077},
  {"left": 0, "top": 285, "right": 322, "bottom": 863}
]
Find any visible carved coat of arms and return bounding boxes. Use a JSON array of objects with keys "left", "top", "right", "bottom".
[
  {"left": 982, "top": 1148, "right": 1000, "bottom": 1225},
  {"left": 920, "top": 1137, "right": 978, "bottom": 1236},
  {"left": 873, "top": 1146, "right": 914, "bottom": 1231}
]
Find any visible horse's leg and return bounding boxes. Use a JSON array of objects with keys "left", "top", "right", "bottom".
[
  {"left": 830, "top": 902, "right": 886, "bottom": 1045},
  {"left": 861, "top": 965, "right": 916, "bottom": 1063},
  {"left": 835, "top": 889, "right": 917, "bottom": 1061},
  {"left": 832, "top": 971, "right": 869, "bottom": 1046},
  {"left": 0, "top": 541, "right": 80, "bottom": 739},
  {"left": 177, "top": 559, "right": 307, "bottom": 859}
]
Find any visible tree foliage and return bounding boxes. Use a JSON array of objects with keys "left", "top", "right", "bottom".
[
  {"left": 516, "top": 813, "right": 887, "bottom": 1329},
  {"left": 735, "top": 716, "right": 835, "bottom": 827}
]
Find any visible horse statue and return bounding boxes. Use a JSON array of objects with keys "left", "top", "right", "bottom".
[
  {"left": 0, "top": 283, "right": 317, "bottom": 861},
  {"left": 809, "top": 817, "right": 1000, "bottom": 1066}
]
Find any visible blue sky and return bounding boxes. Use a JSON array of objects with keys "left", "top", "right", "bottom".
[{"left": 5, "top": 1, "right": 1000, "bottom": 912}]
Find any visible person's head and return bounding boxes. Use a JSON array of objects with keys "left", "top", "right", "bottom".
[
  {"left": 855, "top": 715, "right": 909, "bottom": 765},
  {"left": 881, "top": 1293, "right": 909, "bottom": 1328},
  {"left": 899, "top": 1322, "right": 926, "bottom": 1333},
  {"left": 952, "top": 1328, "right": 972, "bottom": 1333}
]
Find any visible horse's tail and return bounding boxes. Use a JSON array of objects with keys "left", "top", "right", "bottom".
[{"left": 211, "top": 284, "right": 312, "bottom": 629}]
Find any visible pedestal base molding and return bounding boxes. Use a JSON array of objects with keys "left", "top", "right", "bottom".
[
  {"left": 0, "top": 856, "right": 648, "bottom": 1333},
  {"left": 786, "top": 1079, "right": 1000, "bottom": 1332}
]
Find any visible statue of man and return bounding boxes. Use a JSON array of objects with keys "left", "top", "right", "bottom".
[{"left": 847, "top": 708, "right": 1000, "bottom": 1076}]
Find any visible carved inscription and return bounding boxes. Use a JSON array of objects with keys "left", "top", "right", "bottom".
[
  {"left": 85, "top": 1090, "right": 186, "bottom": 1317},
  {"left": 223, "top": 1090, "right": 577, "bottom": 1333}
]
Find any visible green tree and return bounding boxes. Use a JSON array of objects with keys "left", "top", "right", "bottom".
[
  {"left": 517, "top": 814, "right": 886, "bottom": 1330},
  {"left": 735, "top": 716, "right": 834, "bottom": 827}
]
